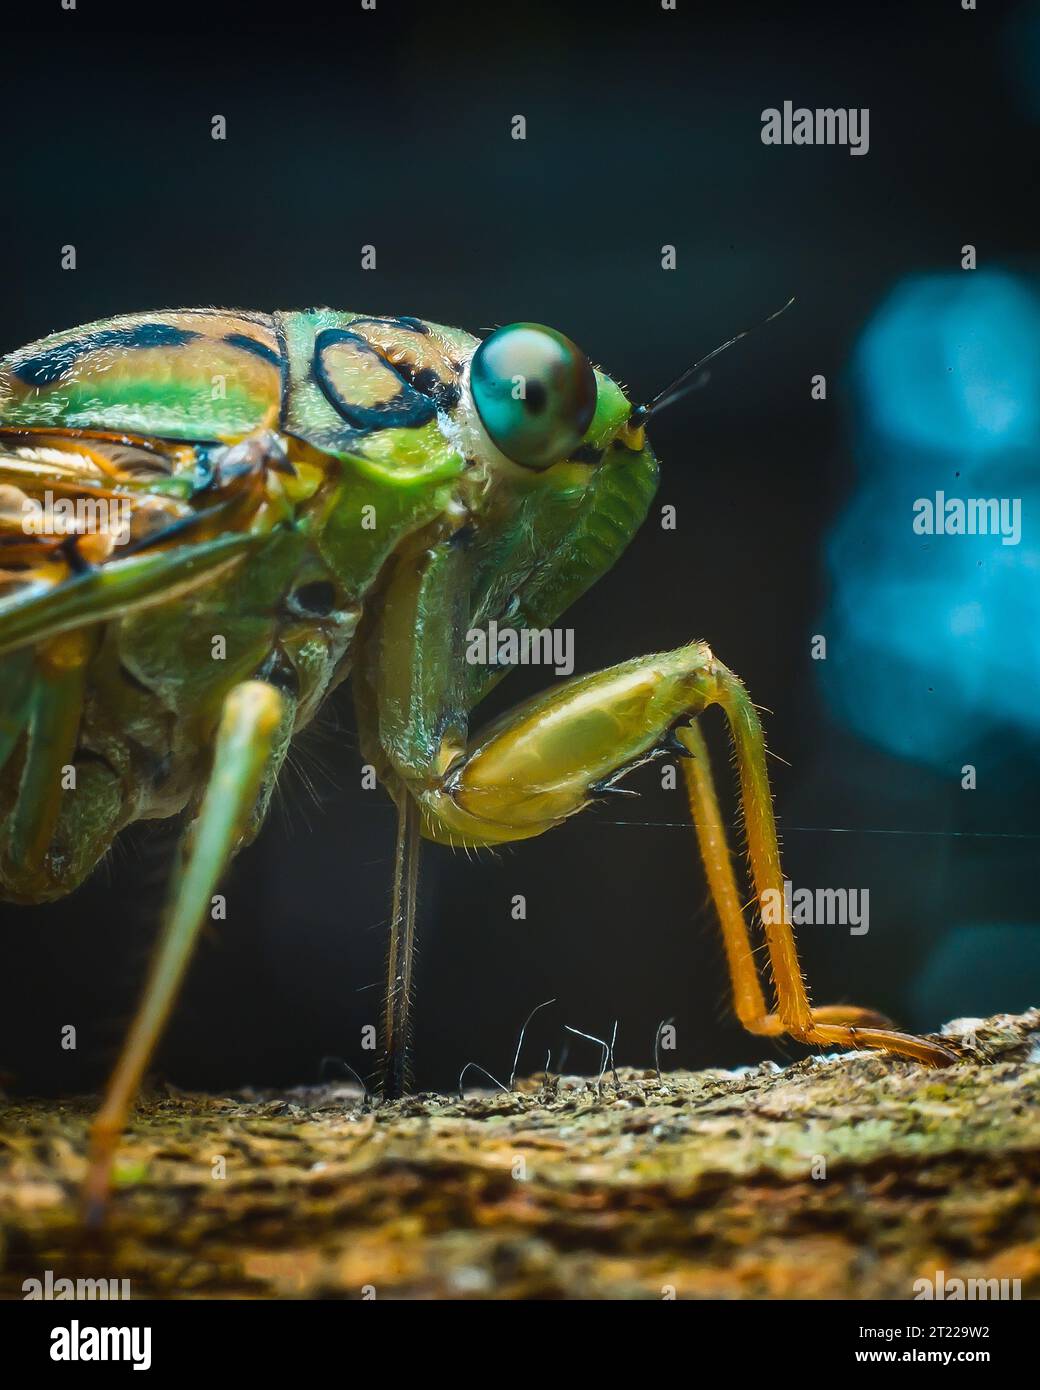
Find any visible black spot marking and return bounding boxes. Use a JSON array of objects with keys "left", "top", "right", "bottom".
[
  {"left": 224, "top": 332, "right": 283, "bottom": 368},
  {"left": 55, "top": 535, "right": 93, "bottom": 574},
  {"left": 12, "top": 323, "right": 200, "bottom": 387},
  {"left": 406, "top": 365, "right": 460, "bottom": 410},
  {"left": 274, "top": 318, "right": 292, "bottom": 429},
  {"left": 289, "top": 580, "right": 338, "bottom": 616},
  {"left": 571, "top": 443, "right": 604, "bottom": 465},
  {"left": 411, "top": 366, "right": 441, "bottom": 395},
  {"left": 312, "top": 328, "right": 436, "bottom": 431},
  {"left": 525, "top": 380, "right": 547, "bottom": 414}
]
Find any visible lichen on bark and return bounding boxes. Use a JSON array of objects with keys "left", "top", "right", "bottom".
[{"left": 1, "top": 1010, "right": 1039, "bottom": 1299}]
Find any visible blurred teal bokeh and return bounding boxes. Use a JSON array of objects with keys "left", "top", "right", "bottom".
[
  {"left": 858, "top": 273, "right": 1040, "bottom": 457},
  {"left": 913, "top": 924, "right": 1040, "bottom": 1021},
  {"left": 818, "top": 271, "right": 1040, "bottom": 770}
]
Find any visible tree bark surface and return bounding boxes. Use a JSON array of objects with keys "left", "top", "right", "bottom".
[{"left": 1, "top": 1010, "right": 1038, "bottom": 1299}]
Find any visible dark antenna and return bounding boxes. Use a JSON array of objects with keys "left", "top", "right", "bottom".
[{"left": 632, "top": 296, "right": 795, "bottom": 426}]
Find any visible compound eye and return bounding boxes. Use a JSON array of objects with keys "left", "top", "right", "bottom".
[{"left": 470, "top": 323, "right": 597, "bottom": 469}]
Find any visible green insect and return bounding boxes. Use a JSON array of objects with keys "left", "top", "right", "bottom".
[{"left": 0, "top": 306, "right": 956, "bottom": 1216}]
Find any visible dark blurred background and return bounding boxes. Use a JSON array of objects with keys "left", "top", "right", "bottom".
[{"left": 2, "top": 0, "right": 1038, "bottom": 1095}]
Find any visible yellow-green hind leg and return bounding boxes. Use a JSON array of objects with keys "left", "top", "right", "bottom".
[
  {"left": 381, "top": 795, "right": 421, "bottom": 1101},
  {"left": 390, "top": 641, "right": 956, "bottom": 1070},
  {"left": 83, "top": 680, "right": 284, "bottom": 1222}
]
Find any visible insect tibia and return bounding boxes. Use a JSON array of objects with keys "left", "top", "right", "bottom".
[{"left": 380, "top": 795, "right": 421, "bottom": 1101}]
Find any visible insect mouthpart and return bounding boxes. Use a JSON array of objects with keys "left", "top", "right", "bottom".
[{"left": 618, "top": 413, "right": 647, "bottom": 451}]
